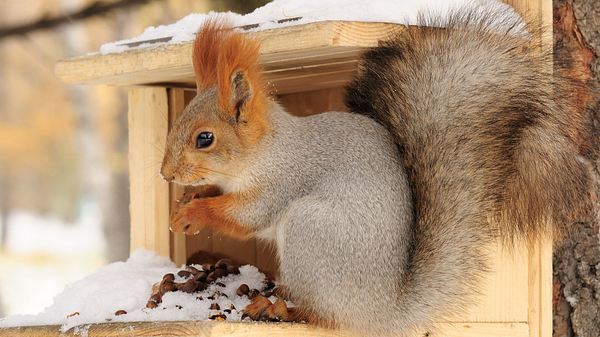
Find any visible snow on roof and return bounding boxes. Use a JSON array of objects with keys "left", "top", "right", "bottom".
[{"left": 99, "top": 0, "right": 523, "bottom": 54}]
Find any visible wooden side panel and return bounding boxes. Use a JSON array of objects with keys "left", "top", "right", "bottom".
[
  {"left": 460, "top": 242, "right": 529, "bottom": 323},
  {"left": 167, "top": 88, "right": 189, "bottom": 267},
  {"left": 128, "top": 87, "right": 170, "bottom": 257}
]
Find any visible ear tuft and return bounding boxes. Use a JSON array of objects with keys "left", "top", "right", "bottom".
[
  {"left": 192, "top": 17, "right": 266, "bottom": 121},
  {"left": 230, "top": 70, "right": 252, "bottom": 122}
]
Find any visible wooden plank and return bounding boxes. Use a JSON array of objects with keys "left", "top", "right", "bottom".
[
  {"left": 128, "top": 87, "right": 170, "bottom": 257},
  {"left": 460, "top": 241, "right": 529, "bottom": 322},
  {"left": 167, "top": 88, "right": 188, "bottom": 266},
  {"left": 54, "top": 22, "right": 403, "bottom": 93},
  {"left": 0, "top": 321, "right": 530, "bottom": 337}
]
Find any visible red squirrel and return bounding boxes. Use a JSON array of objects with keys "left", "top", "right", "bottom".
[{"left": 161, "top": 11, "right": 592, "bottom": 336}]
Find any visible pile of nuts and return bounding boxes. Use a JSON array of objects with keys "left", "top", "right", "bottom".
[{"left": 146, "top": 258, "right": 298, "bottom": 322}]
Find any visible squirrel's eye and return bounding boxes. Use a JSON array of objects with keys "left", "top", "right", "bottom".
[{"left": 196, "top": 132, "right": 214, "bottom": 149}]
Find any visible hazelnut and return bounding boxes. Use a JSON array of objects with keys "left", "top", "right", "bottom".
[
  {"left": 248, "top": 289, "right": 260, "bottom": 299},
  {"left": 194, "top": 272, "right": 208, "bottom": 282},
  {"left": 160, "top": 282, "right": 176, "bottom": 294},
  {"left": 209, "top": 313, "right": 227, "bottom": 321},
  {"left": 227, "top": 265, "right": 240, "bottom": 274},
  {"left": 182, "top": 278, "right": 198, "bottom": 293},
  {"left": 207, "top": 269, "right": 228, "bottom": 283},
  {"left": 196, "top": 281, "right": 208, "bottom": 291},
  {"left": 162, "top": 273, "right": 175, "bottom": 283},
  {"left": 201, "top": 263, "right": 215, "bottom": 272},
  {"left": 187, "top": 266, "right": 201, "bottom": 275},
  {"left": 114, "top": 310, "right": 127, "bottom": 316},
  {"left": 150, "top": 293, "right": 163, "bottom": 303},
  {"left": 215, "top": 258, "right": 232, "bottom": 270},
  {"left": 264, "top": 281, "right": 276, "bottom": 290},
  {"left": 236, "top": 284, "right": 250, "bottom": 296}
]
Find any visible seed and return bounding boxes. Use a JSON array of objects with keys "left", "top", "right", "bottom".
[
  {"left": 210, "top": 303, "right": 220, "bottom": 310},
  {"left": 162, "top": 273, "right": 175, "bottom": 282},
  {"left": 194, "top": 272, "right": 208, "bottom": 282},
  {"left": 248, "top": 289, "right": 260, "bottom": 299},
  {"left": 182, "top": 279, "right": 198, "bottom": 293},
  {"left": 177, "top": 270, "right": 192, "bottom": 278},
  {"left": 236, "top": 284, "right": 250, "bottom": 296},
  {"left": 160, "top": 281, "right": 176, "bottom": 294},
  {"left": 264, "top": 281, "right": 276, "bottom": 290},
  {"left": 196, "top": 281, "right": 208, "bottom": 291},
  {"left": 114, "top": 310, "right": 127, "bottom": 316},
  {"left": 150, "top": 293, "right": 163, "bottom": 303},
  {"left": 66, "top": 312, "right": 80, "bottom": 318},
  {"left": 207, "top": 269, "right": 228, "bottom": 283},
  {"left": 209, "top": 313, "right": 226, "bottom": 321},
  {"left": 201, "top": 263, "right": 214, "bottom": 272},
  {"left": 215, "top": 258, "right": 232, "bottom": 270},
  {"left": 187, "top": 266, "right": 201, "bottom": 275}
]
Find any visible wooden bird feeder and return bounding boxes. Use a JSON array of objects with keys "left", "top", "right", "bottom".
[{"left": 0, "top": 0, "right": 553, "bottom": 336}]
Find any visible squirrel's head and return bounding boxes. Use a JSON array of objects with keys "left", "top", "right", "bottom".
[{"left": 161, "top": 19, "right": 268, "bottom": 187}]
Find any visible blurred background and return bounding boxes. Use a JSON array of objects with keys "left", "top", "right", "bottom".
[{"left": 0, "top": 0, "right": 266, "bottom": 317}]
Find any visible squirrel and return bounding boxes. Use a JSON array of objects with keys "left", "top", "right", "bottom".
[{"left": 160, "top": 9, "right": 592, "bottom": 337}]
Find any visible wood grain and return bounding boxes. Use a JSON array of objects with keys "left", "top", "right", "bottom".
[
  {"left": 0, "top": 321, "right": 529, "bottom": 337},
  {"left": 128, "top": 87, "right": 170, "bottom": 257},
  {"left": 55, "top": 22, "right": 403, "bottom": 94}
]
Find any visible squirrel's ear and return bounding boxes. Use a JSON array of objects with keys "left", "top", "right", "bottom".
[{"left": 230, "top": 70, "right": 253, "bottom": 123}]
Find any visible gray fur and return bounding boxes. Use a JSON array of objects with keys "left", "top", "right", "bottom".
[{"left": 230, "top": 102, "right": 415, "bottom": 334}]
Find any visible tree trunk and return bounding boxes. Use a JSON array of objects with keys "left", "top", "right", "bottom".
[{"left": 553, "top": 1, "right": 600, "bottom": 337}]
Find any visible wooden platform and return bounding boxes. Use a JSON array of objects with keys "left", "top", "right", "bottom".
[
  {"left": 0, "top": 321, "right": 531, "bottom": 337},
  {"left": 55, "top": 21, "right": 403, "bottom": 94}
]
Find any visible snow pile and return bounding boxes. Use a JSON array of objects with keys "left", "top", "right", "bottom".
[
  {"left": 99, "top": 0, "right": 523, "bottom": 54},
  {"left": 0, "top": 250, "right": 270, "bottom": 332}
]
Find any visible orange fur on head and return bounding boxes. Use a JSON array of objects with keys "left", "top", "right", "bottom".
[{"left": 192, "top": 18, "right": 267, "bottom": 121}]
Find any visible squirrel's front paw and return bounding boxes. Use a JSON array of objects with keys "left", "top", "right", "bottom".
[{"left": 170, "top": 199, "right": 206, "bottom": 235}]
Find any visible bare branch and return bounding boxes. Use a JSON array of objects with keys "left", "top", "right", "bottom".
[{"left": 0, "top": 0, "right": 162, "bottom": 40}]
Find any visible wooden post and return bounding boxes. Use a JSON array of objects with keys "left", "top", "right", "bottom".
[{"left": 128, "top": 87, "right": 171, "bottom": 257}]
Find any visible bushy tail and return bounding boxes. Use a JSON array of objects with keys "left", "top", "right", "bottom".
[{"left": 345, "top": 10, "right": 593, "bottom": 334}]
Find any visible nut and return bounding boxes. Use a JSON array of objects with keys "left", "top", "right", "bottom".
[
  {"left": 248, "top": 289, "right": 260, "bottom": 299},
  {"left": 227, "top": 265, "right": 240, "bottom": 274},
  {"left": 195, "top": 272, "right": 208, "bottom": 282},
  {"left": 160, "top": 281, "right": 176, "bottom": 294},
  {"left": 150, "top": 293, "right": 163, "bottom": 303},
  {"left": 162, "top": 273, "right": 175, "bottom": 283},
  {"left": 177, "top": 270, "right": 192, "bottom": 278},
  {"left": 196, "top": 281, "right": 208, "bottom": 291},
  {"left": 206, "top": 269, "right": 228, "bottom": 283},
  {"left": 187, "top": 266, "right": 201, "bottom": 275},
  {"left": 182, "top": 278, "right": 198, "bottom": 293},
  {"left": 236, "top": 284, "right": 250, "bottom": 296},
  {"left": 215, "top": 258, "right": 232, "bottom": 270},
  {"left": 209, "top": 313, "right": 227, "bottom": 321},
  {"left": 114, "top": 310, "right": 127, "bottom": 316},
  {"left": 201, "top": 263, "right": 215, "bottom": 272}
]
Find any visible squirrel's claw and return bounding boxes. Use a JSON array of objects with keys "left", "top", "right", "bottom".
[{"left": 170, "top": 199, "right": 204, "bottom": 235}]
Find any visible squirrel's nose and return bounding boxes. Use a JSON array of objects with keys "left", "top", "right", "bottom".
[{"left": 160, "top": 166, "right": 176, "bottom": 182}]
